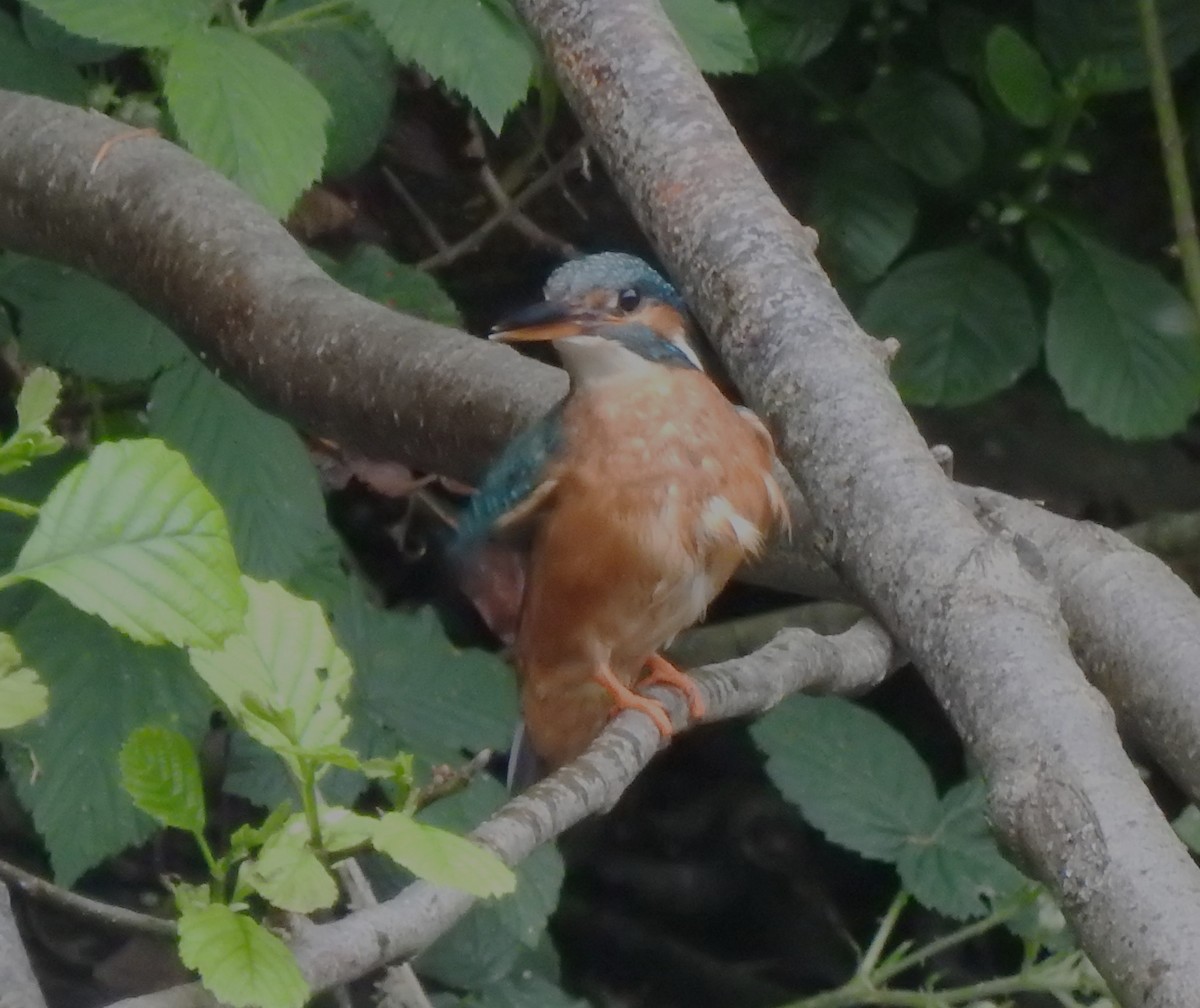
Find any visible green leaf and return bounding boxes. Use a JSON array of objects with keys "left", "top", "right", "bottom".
[
  {"left": 0, "top": 368, "right": 65, "bottom": 476},
  {"left": 811, "top": 139, "right": 917, "bottom": 284},
  {"left": 860, "top": 246, "right": 1039, "bottom": 406},
  {"left": 261, "top": 23, "right": 395, "bottom": 178},
  {"left": 20, "top": 6, "right": 125, "bottom": 64},
  {"left": 938, "top": 3, "right": 993, "bottom": 78},
  {"left": 325, "top": 244, "right": 462, "bottom": 327},
  {"left": 751, "top": 696, "right": 940, "bottom": 861},
  {"left": 119, "top": 725, "right": 207, "bottom": 836},
  {"left": 472, "top": 973, "right": 589, "bottom": 1008},
  {"left": 358, "top": 0, "right": 535, "bottom": 133},
  {"left": 178, "top": 903, "right": 309, "bottom": 1008},
  {"left": 743, "top": 0, "right": 850, "bottom": 69},
  {"left": 1035, "top": 0, "right": 1200, "bottom": 93},
  {"left": 243, "top": 826, "right": 338, "bottom": 913},
  {"left": 21, "top": 0, "right": 214, "bottom": 47},
  {"left": 189, "top": 577, "right": 352, "bottom": 771},
  {"left": 148, "top": 361, "right": 339, "bottom": 582},
  {"left": 859, "top": 69, "right": 983, "bottom": 187},
  {"left": 417, "top": 777, "right": 563, "bottom": 988},
  {"left": 0, "top": 632, "right": 48, "bottom": 730},
  {"left": 2, "top": 259, "right": 187, "bottom": 382},
  {"left": 985, "top": 25, "right": 1056, "bottom": 128},
  {"left": 2, "top": 439, "right": 246, "bottom": 648},
  {"left": 896, "top": 780, "right": 1029, "bottom": 919},
  {"left": 0, "top": 11, "right": 86, "bottom": 103},
  {"left": 661, "top": 0, "right": 755, "bottom": 75},
  {"left": 374, "top": 811, "right": 515, "bottom": 899},
  {"left": 165, "top": 27, "right": 329, "bottom": 217},
  {"left": 1031, "top": 222, "right": 1200, "bottom": 438},
  {"left": 5, "top": 596, "right": 213, "bottom": 884}
]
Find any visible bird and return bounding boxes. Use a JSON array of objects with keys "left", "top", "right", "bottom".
[{"left": 454, "top": 253, "right": 789, "bottom": 783}]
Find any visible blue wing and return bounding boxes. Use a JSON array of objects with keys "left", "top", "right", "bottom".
[{"left": 453, "top": 401, "right": 565, "bottom": 558}]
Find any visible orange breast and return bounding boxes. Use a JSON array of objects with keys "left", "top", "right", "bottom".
[{"left": 514, "top": 369, "right": 786, "bottom": 767}]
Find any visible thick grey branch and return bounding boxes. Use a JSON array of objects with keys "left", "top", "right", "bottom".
[
  {"left": 0, "top": 885, "right": 48, "bottom": 1008},
  {"left": 508, "top": 1, "right": 1200, "bottom": 1005}
]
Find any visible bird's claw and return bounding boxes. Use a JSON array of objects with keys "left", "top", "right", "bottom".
[{"left": 641, "top": 654, "right": 706, "bottom": 720}]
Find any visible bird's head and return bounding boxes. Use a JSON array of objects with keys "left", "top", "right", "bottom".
[{"left": 490, "top": 252, "right": 701, "bottom": 371}]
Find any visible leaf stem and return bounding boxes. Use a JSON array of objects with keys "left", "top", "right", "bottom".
[
  {"left": 857, "top": 891, "right": 908, "bottom": 979},
  {"left": 249, "top": 0, "right": 352, "bottom": 34},
  {"left": 1135, "top": 0, "right": 1200, "bottom": 333},
  {"left": 0, "top": 496, "right": 37, "bottom": 518},
  {"left": 300, "top": 760, "right": 325, "bottom": 853}
]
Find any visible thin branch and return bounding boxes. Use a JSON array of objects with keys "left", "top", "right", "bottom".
[
  {"left": 0, "top": 857, "right": 177, "bottom": 938},
  {"left": 381, "top": 165, "right": 450, "bottom": 256}
]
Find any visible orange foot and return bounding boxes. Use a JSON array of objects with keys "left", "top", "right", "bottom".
[
  {"left": 591, "top": 665, "right": 674, "bottom": 738},
  {"left": 642, "top": 653, "right": 707, "bottom": 720}
]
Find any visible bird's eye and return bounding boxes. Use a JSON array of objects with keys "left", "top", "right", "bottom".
[{"left": 617, "top": 288, "right": 641, "bottom": 312}]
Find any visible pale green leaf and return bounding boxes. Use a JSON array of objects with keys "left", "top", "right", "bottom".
[
  {"left": 3, "top": 439, "right": 246, "bottom": 648},
  {"left": 165, "top": 27, "right": 329, "bottom": 217},
  {"left": 859, "top": 69, "right": 983, "bottom": 187},
  {"left": 22, "top": 0, "right": 213, "bottom": 47},
  {"left": 374, "top": 811, "right": 515, "bottom": 899},
  {"left": 178, "top": 903, "right": 309, "bottom": 1008},
  {"left": 0, "top": 10, "right": 85, "bottom": 103},
  {"left": 325, "top": 244, "right": 462, "bottom": 327},
  {"left": 0, "top": 632, "right": 47, "bottom": 730},
  {"left": 243, "top": 827, "right": 338, "bottom": 913},
  {"left": 313, "top": 808, "right": 376, "bottom": 852},
  {"left": 5, "top": 596, "right": 213, "bottom": 884},
  {"left": 358, "top": 0, "right": 535, "bottom": 133},
  {"left": 0, "top": 368, "right": 65, "bottom": 476},
  {"left": 811, "top": 139, "right": 917, "bottom": 284},
  {"left": 1174, "top": 805, "right": 1200, "bottom": 857},
  {"left": 189, "top": 577, "right": 352, "bottom": 770},
  {"left": 119, "top": 725, "right": 206, "bottom": 836},
  {"left": 1035, "top": 0, "right": 1200, "bottom": 93},
  {"left": 661, "top": 0, "right": 755, "bottom": 75},
  {"left": 860, "top": 246, "right": 1039, "bottom": 406},
  {"left": 896, "top": 780, "right": 1029, "bottom": 919},
  {"left": 149, "top": 361, "right": 339, "bottom": 582},
  {"left": 1031, "top": 222, "right": 1200, "bottom": 438},
  {"left": 751, "top": 695, "right": 940, "bottom": 861},
  {"left": 2, "top": 259, "right": 186, "bottom": 382},
  {"left": 262, "top": 22, "right": 395, "bottom": 178},
  {"left": 985, "top": 25, "right": 1056, "bottom": 128},
  {"left": 743, "top": 0, "right": 850, "bottom": 69}
]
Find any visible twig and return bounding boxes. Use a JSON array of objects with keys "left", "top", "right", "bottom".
[
  {"left": 0, "top": 857, "right": 177, "bottom": 938},
  {"left": 381, "top": 165, "right": 451, "bottom": 255},
  {"left": 418, "top": 140, "right": 587, "bottom": 270},
  {"left": 412, "top": 749, "right": 495, "bottom": 812},
  {"left": 1136, "top": 0, "right": 1200, "bottom": 324}
]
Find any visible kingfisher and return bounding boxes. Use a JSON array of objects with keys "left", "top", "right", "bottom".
[{"left": 455, "top": 253, "right": 789, "bottom": 781}]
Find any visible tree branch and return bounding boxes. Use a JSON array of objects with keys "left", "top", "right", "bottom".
[{"left": 0, "top": 884, "right": 48, "bottom": 1008}]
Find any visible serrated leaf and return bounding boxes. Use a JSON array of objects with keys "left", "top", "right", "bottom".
[
  {"left": 859, "top": 69, "right": 983, "bottom": 187},
  {"left": 189, "top": 577, "right": 351, "bottom": 773},
  {"left": 661, "top": 0, "right": 755, "bottom": 75},
  {"left": 21, "top": 0, "right": 212, "bottom": 47},
  {"left": 0, "top": 10, "right": 85, "bottom": 103},
  {"left": 1030, "top": 223, "right": 1200, "bottom": 438},
  {"left": 2, "top": 259, "right": 187, "bottom": 381},
  {"left": 119, "top": 725, "right": 206, "bottom": 836},
  {"left": 896, "top": 780, "right": 1028, "bottom": 919},
  {"left": 2, "top": 439, "right": 246, "bottom": 648},
  {"left": 811, "top": 139, "right": 917, "bottom": 283},
  {"left": 5, "top": 596, "right": 213, "bottom": 883},
  {"left": 417, "top": 777, "right": 563, "bottom": 988},
  {"left": 20, "top": 6, "right": 125, "bottom": 64},
  {"left": 860, "top": 246, "right": 1039, "bottom": 406},
  {"left": 165, "top": 27, "right": 329, "bottom": 217},
  {"left": 985, "top": 25, "right": 1056, "bottom": 128},
  {"left": 178, "top": 903, "right": 309, "bottom": 1008},
  {"left": 0, "top": 632, "right": 47, "bottom": 730},
  {"left": 325, "top": 244, "right": 462, "bottom": 327},
  {"left": 743, "top": 0, "right": 849, "bottom": 69},
  {"left": 243, "top": 827, "right": 338, "bottom": 913},
  {"left": 374, "top": 811, "right": 514, "bottom": 899},
  {"left": 261, "top": 23, "right": 394, "bottom": 179},
  {"left": 1035, "top": 0, "right": 1200, "bottom": 93},
  {"left": 358, "top": 0, "right": 535, "bottom": 133},
  {"left": 149, "top": 361, "right": 339, "bottom": 582},
  {"left": 751, "top": 695, "right": 940, "bottom": 861},
  {"left": 0, "top": 368, "right": 65, "bottom": 476}
]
